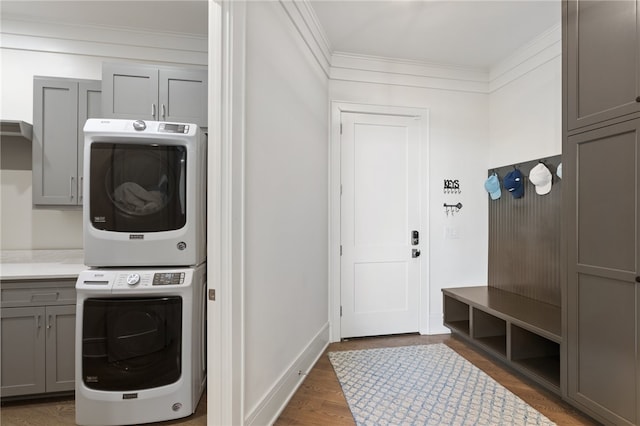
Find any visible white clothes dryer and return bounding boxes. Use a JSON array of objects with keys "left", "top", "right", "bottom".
[
  {"left": 75, "top": 264, "right": 206, "bottom": 426},
  {"left": 83, "top": 119, "right": 206, "bottom": 267}
]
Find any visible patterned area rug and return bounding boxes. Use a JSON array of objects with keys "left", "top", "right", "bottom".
[{"left": 328, "top": 344, "right": 556, "bottom": 426}]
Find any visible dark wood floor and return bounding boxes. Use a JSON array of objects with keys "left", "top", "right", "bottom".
[
  {"left": 2, "top": 334, "right": 598, "bottom": 425},
  {"left": 275, "top": 333, "right": 598, "bottom": 426}
]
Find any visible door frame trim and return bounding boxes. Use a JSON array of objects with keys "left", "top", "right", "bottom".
[
  {"left": 329, "top": 101, "right": 430, "bottom": 342},
  {"left": 208, "top": 1, "right": 245, "bottom": 424}
]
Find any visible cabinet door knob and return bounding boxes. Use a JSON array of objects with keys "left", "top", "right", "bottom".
[
  {"left": 636, "top": 96, "right": 640, "bottom": 103},
  {"left": 636, "top": 276, "right": 640, "bottom": 283}
]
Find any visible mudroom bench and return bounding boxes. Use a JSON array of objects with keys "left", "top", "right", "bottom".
[{"left": 442, "top": 286, "right": 561, "bottom": 395}]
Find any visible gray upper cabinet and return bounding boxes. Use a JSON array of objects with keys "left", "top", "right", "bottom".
[
  {"left": 565, "top": 119, "right": 640, "bottom": 425},
  {"left": 566, "top": 0, "right": 640, "bottom": 131},
  {"left": 32, "top": 77, "right": 101, "bottom": 206},
  {"left": 102, "top": 63, "right": 207, "bottom": 128}
]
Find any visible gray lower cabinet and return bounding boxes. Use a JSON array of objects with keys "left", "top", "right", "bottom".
[
  {"left": 102, "top": 62, "right": 207, "bottom": 128},
  {"left": 0, "top": 280, "right": 76, "bottom": 398},
  {"left": 565, "top": 0, "right": 640, "bottom": 131},
  {"left": 565, "top": 118, "right": 640, "bottom": 425},
  {"left": 32, "top": 77, "right": 101, "bottom": 205}
]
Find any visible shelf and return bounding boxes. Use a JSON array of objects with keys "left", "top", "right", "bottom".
[
  {"left": 473, "top": 309, "right": 506, "bottom": 356},
  {"left": 476, "top": 335, "right": 507, "bottom": 356},
  {"left": 0, "top": 120, "right": 32, "bottom": 141},
  {"left": 443, "top": 296, "right": 470, "bottom": 336},
  {"left": 512, "top": 356, "right": 560, "bottom": 389},
  {"left": 445, "top": 320, "right": 470, "bottom": 335},
  {"left": 511, "top": 323, "right": 560, "bottom": 388}
]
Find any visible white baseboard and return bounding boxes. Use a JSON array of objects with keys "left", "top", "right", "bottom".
[
  {"left": 425, "top": 312, "right": 450, "bottom": 336},
  {"left": 245, "top": 322, "right": 330, "bottom": 426}
]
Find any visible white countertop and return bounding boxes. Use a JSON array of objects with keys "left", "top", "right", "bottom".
[{"left": 1, "top": 250, "right": 87, "bottom": 280}]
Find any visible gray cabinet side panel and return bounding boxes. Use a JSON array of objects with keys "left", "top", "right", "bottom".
[
  {"left": 1, "top": 307, "right": 46, "bottom": 397},
  {"left": 158, "top": 68, "right": 207, "bottom": 127},
  {"left": 45, "top": 305, "right": 75, "bottom": 393},
  {"left": 32, "top": 78, "right": 79, "bottom": 205},
  {"left": 102, "top": 63, "right": 158, "bottom": 120}
]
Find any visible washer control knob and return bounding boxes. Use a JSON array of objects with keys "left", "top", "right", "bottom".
[
  {"left": 126, "top": 273, "right": 141, "bottom": 286},
  {"left": 133, "top": 120, "right": 146, "bottom": 131}
]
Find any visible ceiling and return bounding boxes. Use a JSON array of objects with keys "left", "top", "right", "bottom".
[
  {"left": 0, "top": 0, "right": 561, "bottom": 70},
  {"left": 0, "top": 1, "right": 209, "bottom": 36},
  {"left": 310, "top": 1, "right": 561, "bottom": 69}
]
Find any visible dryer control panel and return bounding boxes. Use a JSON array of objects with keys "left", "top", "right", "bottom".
[
  {"left": 153, "top": 272, "right": 186, "bottom": 286},
  {"left": 76, "top": 269, "right": 191, "bottom": 293},
  {"left": 114, "top": 272, "right": 154, "bottom": 288}
]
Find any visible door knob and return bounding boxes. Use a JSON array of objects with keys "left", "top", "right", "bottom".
[{"left": 412, "top": 249, "right": 421, "bottom": 258}]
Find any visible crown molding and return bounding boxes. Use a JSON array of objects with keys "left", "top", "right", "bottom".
[
  {"left": 489, "top": 24, "right": 561, "bottom": 93},
  {"left": 278, "top": 0, "right": 332, "bottom": 77},
  {"left": 330, "top": 52, "right": 490, "bottom": 93},
  {"left": 0, "top": 17, "right": 207, "bottom": 65}
]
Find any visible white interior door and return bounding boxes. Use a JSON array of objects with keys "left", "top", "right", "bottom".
[{"left": 340, "top": 112, "right": 422, "bottom": 338}]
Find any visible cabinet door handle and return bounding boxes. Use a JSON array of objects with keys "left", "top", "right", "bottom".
[
  {"left": 46, "top": 315, "right": 53, "bottom": 330},
  {"left": 79, "top": 176, "right": 83, "bottom": 203},
  {"left": 36, "top": 314, "right": 42, "bottom": 330},
  {"left": 151, "top": 103, "right": 157, "bottom": 119},
  {"left": 161, "top": 103, "right": 166, "bottom": 120},
  {"left": 70, "top": 176, "right": 75, "bottom": 200}
]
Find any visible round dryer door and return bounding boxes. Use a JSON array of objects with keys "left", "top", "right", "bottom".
[{"left": 89, "top": 143, "right": 187, "bottom": 232}]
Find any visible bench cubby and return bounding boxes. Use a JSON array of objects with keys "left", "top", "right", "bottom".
[
  {"left": 472, "top": 308, "right": 507, "bottom": 356},
  {"left": 442, "top": 286, "right": 561, "bottom": 395},
  {"left": 443, "top": 295, "right": 470, "bottom": 336}
]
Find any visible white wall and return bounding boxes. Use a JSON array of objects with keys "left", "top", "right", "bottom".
[
  {"left": 488, "top": 26, "right": 562, "bottom": 167},
  {"left": 0, "top": 17, "right": 206, "bottom": 250},
  {"left": 329, "top": 80, "right": 490, "bottom": 335},
  {"left": 241, "top": 2, "right": 329, "bottom": 424},
  {"left": 327, "top": 24, "right": 561, "bottom": 336}
]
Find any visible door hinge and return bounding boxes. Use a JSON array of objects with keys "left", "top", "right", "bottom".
[
  {"left": 208, "top": 289, "right": 216, "bottom": 301},
  {"left": 340, "top": 184, "right": 343, "bottom": 195},
  {"left": 340, "top": 306, "right": 343, "bottom": 317},
  {"left": 340, "top": 245, "right": 342, "bottom": 256},
  {"left": 340, "top": 122, "right": 343, "bottom": 134}
]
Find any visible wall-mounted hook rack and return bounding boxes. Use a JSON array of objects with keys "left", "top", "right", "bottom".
[{"left": 444, "top": 202, "right": 463, "bottom": 216}]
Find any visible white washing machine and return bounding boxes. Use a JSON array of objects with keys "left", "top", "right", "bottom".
[
  {"left": 75, "top": 264, "right": 206, "bottom": 426},
  {"left": 83, "top": 119, "right": 207, "bottom": 268}
]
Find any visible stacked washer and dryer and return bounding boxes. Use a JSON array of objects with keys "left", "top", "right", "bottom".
[{"left": 75, "top": 119, "right": 207, "bottom": 426}]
